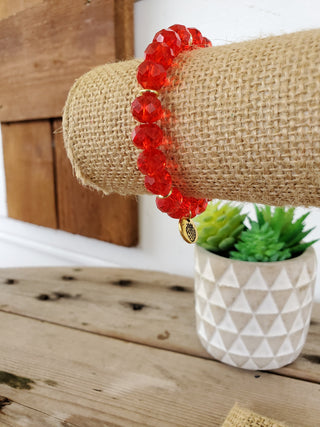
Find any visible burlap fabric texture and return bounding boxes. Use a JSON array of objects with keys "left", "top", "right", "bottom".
[
  {"left": 63, "top": 29, "right": 320, "bottom": 207},
  {"left": 222, "top": 403, "right": 288, "bottom": 427}
]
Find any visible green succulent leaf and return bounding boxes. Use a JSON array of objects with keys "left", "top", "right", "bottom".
[
  {"left": 195, "top": 201, "right": 247, "bottom": 254},
  {"left": 290, "top": 240, "right": 318, "bottom": 255},
  {"left": 219, "top": 237, "right": 236, "bottom": 250},
  {"left": 230, "top": 221, "right": 293, "bottom": 262}
]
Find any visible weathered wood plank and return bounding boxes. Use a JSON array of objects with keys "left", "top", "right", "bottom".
[
  {"left": 1, "top": 122, "right": 57, "bottom": 228},
  {"left": 0, "top": 0, "right": 116, "bottom": 121},
  {"left": 0, "top": 311, "right": 319, "bottom": 426},
  {"left": 53, "top": 120, "right": 138, "bottom": 246},
  {"left": 0, "top": 0, "right": 43, "bottom": 20},
  {"left": 114, "top": 0, "right": 134, "bottom": 60},
  {"left": 0, "top": 399, "right": 63, "bottom": 427},
  {"left": 0, "top": 267, "right": 319, "bottom": 384}
]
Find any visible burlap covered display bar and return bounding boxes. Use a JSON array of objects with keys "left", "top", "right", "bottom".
[
  {"left": 63, "top": 29, "right": 320, "bottom": 207},
  {"left": 222, "top": 403, "right": 288, "bottom": 427}
]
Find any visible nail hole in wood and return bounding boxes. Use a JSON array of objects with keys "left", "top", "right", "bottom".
[
  {"left": 36, "top": 292, "right": 81, "bottom": 301},
  {"left": 4, "top": 278, "right": 17, "bottom": 285},
  {"left": 36, "top": 294, "right": 50, "bottom": 301},
  {"left": 113, "top": 279, "right": 132, "bottom": 287},
  {"left": 170, "top": 285, "right": 192, "bottom": 292},
  {"left": 121, "top": 301, "right": 146, "bottom": 311},
  {"left": 53, "top": 291, "right": 72, "bottom": 299},
  {"left": 130, "top": 302, "right": 145, "bottom": 311},
  {"left": 157, "top": 330, "right": 170, "bottom": 340},
  {"left": 44, "top": 379, "right": 58, "bottom": 387},
  {"left": 303, "top": 354, "right": 320, "bottom": 364}
]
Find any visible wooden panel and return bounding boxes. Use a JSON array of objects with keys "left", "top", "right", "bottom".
[
  {"left": 0, "top": 0, "right": 43, "bottom": 20},
  {"left": 114, "top": 0, "right": 134, "bottom": 60},
  {"left": 0, "top": 0, "right": 116, "bottom": 122},
  {"left": 53, "top": 120, "right": 138, "bottom": 246},
  {"left": 0, "top": 267, "right": 318, "bottom": 383},
  {"left": 1, "top": 122, "right": 57, "bottom": 228},
  {"left": 0, "top": 311, "right": 319, "bottom": 426}
]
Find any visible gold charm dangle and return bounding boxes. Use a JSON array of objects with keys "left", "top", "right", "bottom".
[{"left": 179, "top": 218, "right": 198, "bottom": 244}]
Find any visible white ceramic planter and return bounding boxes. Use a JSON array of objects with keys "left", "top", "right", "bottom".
[{"left": 194, "top": 245, "right": 317, "bottom": 370}]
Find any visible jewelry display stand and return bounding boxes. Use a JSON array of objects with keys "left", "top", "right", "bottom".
[{"left": 63, "top": 29, "right": 320, "bottom": 207}]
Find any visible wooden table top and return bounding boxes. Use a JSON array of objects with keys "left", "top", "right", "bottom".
[{"left": 0, "top": 267, "right": 319, "bottom": 427}]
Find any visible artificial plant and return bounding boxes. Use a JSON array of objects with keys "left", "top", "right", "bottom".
[{"left": 195, "top": 202, "right": 317, "bottom": 262}]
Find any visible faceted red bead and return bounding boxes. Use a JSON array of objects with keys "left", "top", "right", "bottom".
[
  {"left": 188, "top": 28, "right": 204, "bottom": 46},
  {"left": 196, "top": 198, "right": 209, "bottom": 215},
  {"left": 201, "top": 37, "right": 212, "bottom": 47},
  {"left": 153, "top": 29, "right": 182, "bottom": 57},
  {"left": 145, "top": 42, "right": 175, "bottom": 69},
  {"left": 168, "top": 207, "right": 188, "bottom": 219},
  {"left": 188, "top": 197, "right": 209, "bottom": 216},
  {"left": 156, "top": 187, "right": 183, "bottom": 213},
  {"left": 167, "top": 196, "right": 208, "bottom": 219},
  {"left": 132, "top": 124, "right": 163, "bottom": 149},
  {"left": 137, "top": 60, "right": 167, "bottom": 90},
  {"left": 168, "top": 196, "right": 191, "bottom": 219},
  {"left": 168, "top": 24, "right": 192, "bottom": 48},
  {"left": 137, "top": 149, "right": 166, "bottom": 175},
  {"left": 145, "top": 170, "right": 172, "bottom": 196},
  {"left": 167, "top": 209, "right": 185, "bottom": 219},
  {"left": 131, "top": 92, "right": 163, "bottom": 123}
]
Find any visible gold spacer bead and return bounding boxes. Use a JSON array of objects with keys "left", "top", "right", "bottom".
[
  {"left": 158, "top": 188, "right": 173, "bottom": 199},
  {"left": 138, "top": 88, "right": 159, "bottom": 96}
]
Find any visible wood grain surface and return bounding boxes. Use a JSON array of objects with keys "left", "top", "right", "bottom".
[
  {"left": 0, "top": 0, "right": 43, "bottom": 20},
  {"left": 0, "top": 267, "right": 319, "bottom": 426},
  {"left": 1, "top": 121, "right": 57, "bottom": 228},
  {"left": 53, "top": 120, "right": 138, "bottom": 246},
  {"left": 0, "top": 267, "right": 318, "bottom": 384},
  {"left": 0, "top": 0, "right": 116, "bottom": 121},
  {"left": 0, "top": 309, "right": 319, "bottom": 427}
]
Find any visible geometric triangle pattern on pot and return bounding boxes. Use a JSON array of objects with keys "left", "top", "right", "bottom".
[
  {"left": 217, "top": 264, "right": 239, "bottom": 288},
  {"left": 271, "top": 267, "right": 293, "bottom": 290},
  {"left": 202, "top": 259, "right": 215, "bottom": 281},
  {"left": 194, "top": 245, "right": 317, "bottom": 370},
  {"left": 243, "top": 288, "right": 269, "bottom": 312},
  {"left": 297, "top": 264, "right": 311, "bottom": 287},
  {"left": 243, "top": 267, "right": 269, "bottom": 290}
]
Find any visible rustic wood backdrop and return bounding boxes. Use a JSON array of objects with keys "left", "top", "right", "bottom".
[{"left": 0, "top": 0, "right": 138, "bottom": 247}]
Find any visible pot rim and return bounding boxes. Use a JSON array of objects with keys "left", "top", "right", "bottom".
[{"left": 195, "top": 244, "right": 316, "bottom": 266}]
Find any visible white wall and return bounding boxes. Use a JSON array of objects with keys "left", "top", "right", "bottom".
[{"left": 0, "top": 0, "right": 320, "bottom": 298}]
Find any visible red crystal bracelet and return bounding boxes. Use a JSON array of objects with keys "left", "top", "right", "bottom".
[{"left": 131, "top": 25, "right": 212, "bottom": 243}]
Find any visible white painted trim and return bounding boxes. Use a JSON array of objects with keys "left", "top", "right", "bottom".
[
  {"left": 0, "top": 127, "right": 8, "bottom": 217},
  {"left": 0, "top": 229, "right": 117, "bottom": 266},
  {"left": 0, "top": 216, "right": 193, "bottom": 275}
]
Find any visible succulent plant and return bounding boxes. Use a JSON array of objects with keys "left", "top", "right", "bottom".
[
  {"left": 195, "top": 201, "right": 247, "bottom": 254},
  {"left": 230, "top": 221, "right": 292, "bottom": 262},
  {"left": 230, "top": 205, "right": 317, "bottom": 262},
  {"left": 254, "top": 205, "right": 317, "bottom": 256}
]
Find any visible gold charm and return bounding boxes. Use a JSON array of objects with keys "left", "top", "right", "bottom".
[{"left": 179, "top": 218, "right": 198, "bottom": 244}]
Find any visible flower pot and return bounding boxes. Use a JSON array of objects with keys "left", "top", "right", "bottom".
[{"left": 194, "top": 245, "right": 317, "bottom": 370}]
